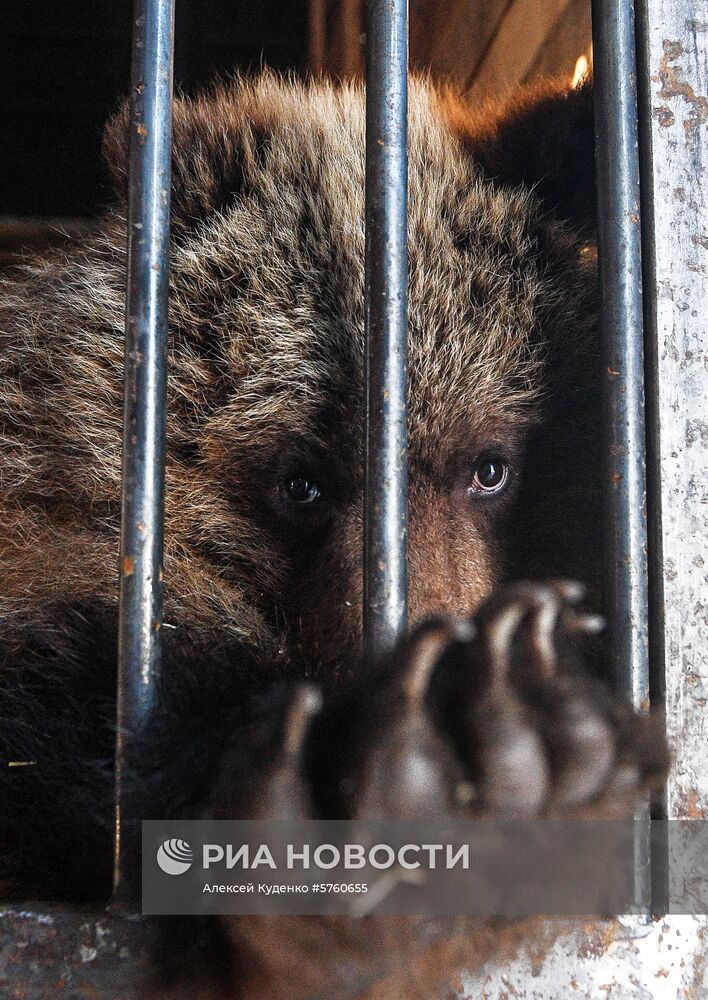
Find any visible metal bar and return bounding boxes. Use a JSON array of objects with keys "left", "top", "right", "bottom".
[
  {"left": 592, "top": 0, "right": 651, "bottom": 913},
  {"left": 634, "top": 0, "right": 665, "bottom": 782},
  {"left": 112, "top": 0, "right": 175, "bottom": 907},
  {"left": 634, "top": 2, "right": 670, "bottom": 920},
  {"left": 363, "top": 0, "right": 409, "bottom": 663},
  {"left": 592, "top": 0, "right": 649, "bottom": 710}
]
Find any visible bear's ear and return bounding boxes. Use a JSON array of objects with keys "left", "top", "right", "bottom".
[
  {"left": 102, "top": 89, "right": 262, "bottom": 233},
  {"left": 449, "top": 79, "right": 595, "bottom": 232}
]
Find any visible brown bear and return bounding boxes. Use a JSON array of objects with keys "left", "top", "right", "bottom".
[{"left": 0, "top": 73, "right": 666, "bottom": 998}]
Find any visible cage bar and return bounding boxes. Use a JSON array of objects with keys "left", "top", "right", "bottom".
[
  {"left": 112, "top": 0, "right": 175, "bottom": 905},
  {"left": 592, "top": 0, "right": 649, "bottom": 711},
  {"left": 363, "top": 0, "right": 409, "bottom": 663},
  {"left": 591, "top": 0, "right": 652, "bottom": 913}
]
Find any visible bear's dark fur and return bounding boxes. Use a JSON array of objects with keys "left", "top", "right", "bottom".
[{"left": 0, "top": 74, "right": 666, "bottom": 998}]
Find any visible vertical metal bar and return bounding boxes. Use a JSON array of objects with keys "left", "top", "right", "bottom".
[
  {"left": 634, "top": 0, "right": 665, "bottom": 728},
  {"left": 592, "top": 0, "right": 651, "bottom": 912},
  {"left": 634, "top": 0, "right": 669, "bottom": 916},
  {"left": 112, "top": 0, "right": 174, "bottom": 907},
  {"left": 363, "top": 0, "right": 409, "bottom": 663},
  {"left": 592, "top": 0, "right": 649, "bottom": 711}
]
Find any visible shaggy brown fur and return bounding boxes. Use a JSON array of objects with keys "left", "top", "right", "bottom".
[
  {"left": 0, "top": 74, "right": 666, "bottom": 999},
  {"left": 0, "top": 74, "right": 598, "bottom": 664}
]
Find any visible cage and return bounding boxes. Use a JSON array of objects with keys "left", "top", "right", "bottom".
[{"left": 0, "top": 0, "right": 706, "bottom": 996}]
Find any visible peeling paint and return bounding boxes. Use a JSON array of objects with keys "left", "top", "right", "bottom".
[
  {"left": 463, "top": 918, "right": 708, "bottom": 998},
  {"left": 0, "top": 906, "right": 151, "bottom": 998},
  {"left": 652, "top": 38, "right": 708, "bottom": 136},
  {"left": 674, "top": 788, "right": 708, "bottom": 820},
  {"left": 653, "top": 105, "right": 675, "bottom": 126}
]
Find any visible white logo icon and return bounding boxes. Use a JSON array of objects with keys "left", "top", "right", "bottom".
[{"left": 157, "top": 839, "right": 193, "bottom": 875}]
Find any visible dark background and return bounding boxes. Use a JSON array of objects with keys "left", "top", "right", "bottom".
[
  {"left": 0, "top": 0, "right": 590, "bottom": 244},
  {"left": 1, "top": 1, "right": 309, "bottom": 217}
]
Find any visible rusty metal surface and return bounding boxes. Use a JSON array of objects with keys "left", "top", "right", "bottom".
[
  {"left": 0, "top": 905, "right": 151, "bottom": 999},
  {"left": 642, "top": 0, "right": 708, "bottom": 827},
  {"left": 459, "top": 916, "right": 708, "bottom": 998}
]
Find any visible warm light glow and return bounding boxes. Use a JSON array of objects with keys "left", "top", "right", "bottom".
[{"left": 572, "top": 53, "right": 590, "bottom": 87}]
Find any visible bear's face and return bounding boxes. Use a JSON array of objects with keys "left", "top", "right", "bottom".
[
  {"left": 1, "top": 75, "right": 598, "bottom": 686},
  {"left": 119, "top": 77, "right": 597, "bottom": 679}
]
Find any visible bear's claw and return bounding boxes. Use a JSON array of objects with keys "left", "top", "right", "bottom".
[{"left": 235, "top": 582, "right": 668, "bottom": 823}]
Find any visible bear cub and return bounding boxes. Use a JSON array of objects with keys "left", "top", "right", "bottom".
[{"left": 0, "top": 74, "right": 666, "bottom": 999}]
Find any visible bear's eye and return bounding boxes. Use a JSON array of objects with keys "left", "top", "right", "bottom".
[
  {"left": 469, "top": 457, "right": 508, "bottom": 495},
  {"left": 284, "top": 474, "right": 321, "bottom": 506}
]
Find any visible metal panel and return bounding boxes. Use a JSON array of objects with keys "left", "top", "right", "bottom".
[
  {"left": 363, "top": 0, "right": 409, "bottom": 662},
  {"left": 635, "top": 7, "right": 708, "bottom": 986},
  {"left": 113, "top": 0, "right": 175, "bottom": 907},
  {"left": 637, "top": 0, "right": 708, "bottom": 827},
  {"left": 460, "top": 916, "right": 708, "bottom": 997}
]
